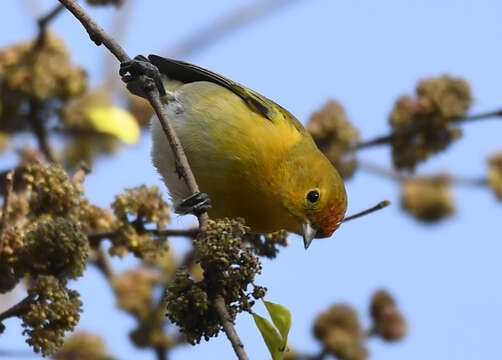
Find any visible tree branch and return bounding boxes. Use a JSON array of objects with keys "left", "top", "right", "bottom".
[
  {"left": 343, "top": 200, "right": 391, "bottom": 223},
  {"left": 353, "top": 108, "right": 502, "bottom": 151},
  {"left": 0, "top": 170, "right": 14, "bottom": 254},
  {"left": 35, "top": 3, "right": 65, "bottom": 47},
  {"left": 87, "top": 227, "right": 199, "bottom": 247},
  {"left": 165, "top": 0, "right": 303, "bottom": 58},
  {"left": 358, "top": 160, "right": 488, "bottom": 186},
  {"left": 0, "top": 295, "right": 32, "bottom": 326},
  {"left": 214, "top": 294, "right": 249, "bottom": 360},
  {"left": 58, "top": 1, "right": 244, "bottom": 358},
  {"left": 58, "top": 0, "right": 130, "bottom": 62},
  {"left": 28, "top": 100, "right": 56, "bottom": 163},
  {"left": 93, "top": 247, "right": 114, "bottom": 279}
]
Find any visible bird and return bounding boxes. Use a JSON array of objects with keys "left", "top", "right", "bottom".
[{"left": 120, "top": 55, "right": 347, "bottom": 248}]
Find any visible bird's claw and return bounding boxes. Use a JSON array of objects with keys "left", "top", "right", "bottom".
[
  {"left": 119, "top": 56, "right": 166, "bottom": 96},
  {"left": 176, "top": 192, "right": 211, "bottom": 216}
]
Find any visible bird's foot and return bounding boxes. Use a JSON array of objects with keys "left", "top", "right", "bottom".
[
  {"left": 119, "top": 55, "right": 166, "bottom": 96},
  {"left": 176, "top": 192, "right": 211, "bottom": 216}
]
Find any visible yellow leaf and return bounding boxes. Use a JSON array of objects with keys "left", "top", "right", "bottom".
[{"left": 86, "top": 106, "right": 140, "bottom": 144}]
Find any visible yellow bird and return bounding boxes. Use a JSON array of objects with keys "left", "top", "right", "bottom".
[{"left": 121, "top": 55, "right": 347, "bottom": 248}]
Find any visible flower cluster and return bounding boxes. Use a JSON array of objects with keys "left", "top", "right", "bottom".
[
  {"left": 389, "top": 75, "right": 472, "bottom": 170},
  {"left": 53, "top": 331, "right": 115, "bottom": 360},
  {"left": 21, "top": 276, "right": 83, "bottom": 356},
  {"left": 313, "top": 304, "right": 367, "bottom": 360},
  {"left": 401, "top": 175, "right": 454, "bottom": 222},
  {"left": 0, "top": 33, "right": 86, "bottom": 141},
  {"left": 307, "top": 100, "right": 359, "bottom": 178},
  {"left": 487, "top": 150, "right": 502, "bottom": 200},
  {"left": 109, "top": 185, "right": 170, "bottom": 259},
  {"left": 166, "top": 219, "right": 265, "bottom": 344},
  {"left": 369, "top": 289, "right": 407, "bottom": 341}
]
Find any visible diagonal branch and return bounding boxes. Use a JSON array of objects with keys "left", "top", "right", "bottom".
[
  {"left": 357, "top": 160, "right": 488, "bottom": 186},
  {"left": 165, "top": 0, "right": 303, "bottom": 58},
  {"left": 28, "top": 100, "right": 56, "bottom": 163},
  {"left": 353, "top": 108, "right": 502, "bottom": 151},
  {"left": 57, "top": 1, "right": 245, "bottom": 358},
  {"left": 0, "top": 170, "right": 14, "bottom": 254}
]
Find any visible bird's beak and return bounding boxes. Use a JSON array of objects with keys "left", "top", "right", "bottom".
[{"left": 302, "top": 221, "right": 318, "bottom": 249}]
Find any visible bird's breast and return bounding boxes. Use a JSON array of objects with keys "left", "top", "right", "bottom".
[{"left": 158, "top": 82, "right": 303, "bottom": 233}]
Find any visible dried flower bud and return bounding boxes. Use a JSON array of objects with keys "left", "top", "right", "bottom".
[
  {"left": 129, "top": 308, "right": 175, "bottom": 349},
  {"left": 417, "top": 75, "right": 472, "bottom": 119},
  {"left": 165, "top": 271, "right": 217, "bottom": 345},
  {"left": 53, "top": 331, "right": 115, "bottom": 360},
  {"left": 487, "top": 150, "right": 502, "bottom": 200},
  {"left": 23, "top": 162, "right": 81, "bottom": 218},
  {"left": 246, "top": 229, "right": 289, "bottom": 259},
  {"left": 313, "top": 304, "right": 367, "bottom": 360},
  {"left": 22, "top": 276, "right": 83, "bottom": 356},
  {"left": 401, "top": 175, "right": 454, "bottom": 222},
  {"left": 0, "top": 33, "right": 86, "bottom": 133},
  {"left": 369, "top": 289, "right": 407, "bottom": 341},
  {"left": 112, "top": 185, "right": 170, "bottom": 230},
  {"left": 307, "top": 100, "right": 359, "bottom": 178},
  {"left": 112, "top": 269, "right": 156, "bottom": 319},
  {"left": 76, "top": 198, "right": 117, "bottom": 236},
  {"left": 166, "top": 219, "right": 265, "bottom": 344},
  {"left": 389, "top": 75, "right": 471, "bottom": 171},
  {"left": 109, "top": 186, "right": 170, "bottom": 259},
  {"left": 21, "top": 218, "right": 89, "bottom": 280},
  {"left": 0, "top": 227, "right": 25, "bottom": 293},
  {"left": 195, "top": 219, "right": 263, "bottom": 313}
]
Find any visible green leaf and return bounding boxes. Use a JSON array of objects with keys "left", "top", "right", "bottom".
[
  {"left": 86, "top": 106, "right": 140, "bottom": 144},
  {"left": 263, "top": 300, "right": 292, "bottom": 350},
  {"left": 252, "top": 312, "right": 284, "bottom": 360}
]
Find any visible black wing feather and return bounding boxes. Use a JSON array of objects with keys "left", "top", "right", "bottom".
[{"left": 148, "top": 55, "right": 273, "bottom": 120}]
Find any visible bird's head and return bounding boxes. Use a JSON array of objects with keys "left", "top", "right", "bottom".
[{"left": 281, "top": 146, "right": 347, "bottom": 249}]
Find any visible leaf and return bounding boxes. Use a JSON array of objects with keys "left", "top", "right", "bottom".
[
  {"left": 252, "top": 312, "right": 284, "bottom": 360},
  {"left": 264, "top": 300, "right": 292, "bottom": 350},
  {"left": 86, "top": 106, "right": 140, "bottom": 144}
]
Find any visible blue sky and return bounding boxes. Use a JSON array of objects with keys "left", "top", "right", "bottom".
[{"left": 1, "top": 1, "right": 502, "bottom": 359}]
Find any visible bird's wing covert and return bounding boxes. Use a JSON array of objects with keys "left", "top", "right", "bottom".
[{"left": 148, "top": 55, "right": 305, "bottom": 133}]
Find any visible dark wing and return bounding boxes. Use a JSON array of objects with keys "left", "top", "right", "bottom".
[{"left": 149, "top": 55, "right": 276, "bottom": 121}]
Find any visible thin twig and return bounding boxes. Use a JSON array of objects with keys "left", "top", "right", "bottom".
[
  {"left": 93, "top": 247, "right": 114, "bottom": 279},
  {"left": 166, "top": 0, "right": 303, "bottom": 58},
  {"left": 87, "top": 227, "right": 199, "bottom": 246},
  {"left": 0, "top": 349, "right": 39, "bottom": 358},
  {"left": 58, "top": 0, "right": 130, "bottom": 62},
  {"left": 154, "top": 347, "right": 167, "bottom": 360},
  {"left": 353, "top": 108, "right": 502, "bottom": 151},
  {"left": 214, "top": 295, "right": 249, "bottom": 360},
  {"left": 294, "top": 347, "right": 328, "bottom": 360},
  {"left": 358, "top": 161, "right": 488, "bottom": 186},
  {"left": 0, "top": 295, "right": 32, "bottom": 324},
  {"left": 58, "top": 1, "right": 244, "bottom": 358},
  {"left": 35, "top": 3, "right": 65, "bottom": 47},
  {"left": 343, "top": 200, "right": 391, "bottom": 223},
  {"left": 28, "top": 100, "right": 56, "bottom": 163},
  {"left": 0, "top": 170, "right": 14, "bottom": 253}
]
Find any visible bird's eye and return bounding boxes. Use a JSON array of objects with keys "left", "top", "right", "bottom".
[{"left": 306, "top": 190, "right": 320, "bottom": 203}]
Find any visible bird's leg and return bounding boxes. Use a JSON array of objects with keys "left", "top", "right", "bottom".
[
  {"left": 119, "top": 55, "right": 167, "bottom": 97},
  {"left": 176, "top": 192, "right": 212, "bottom": 216}
]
